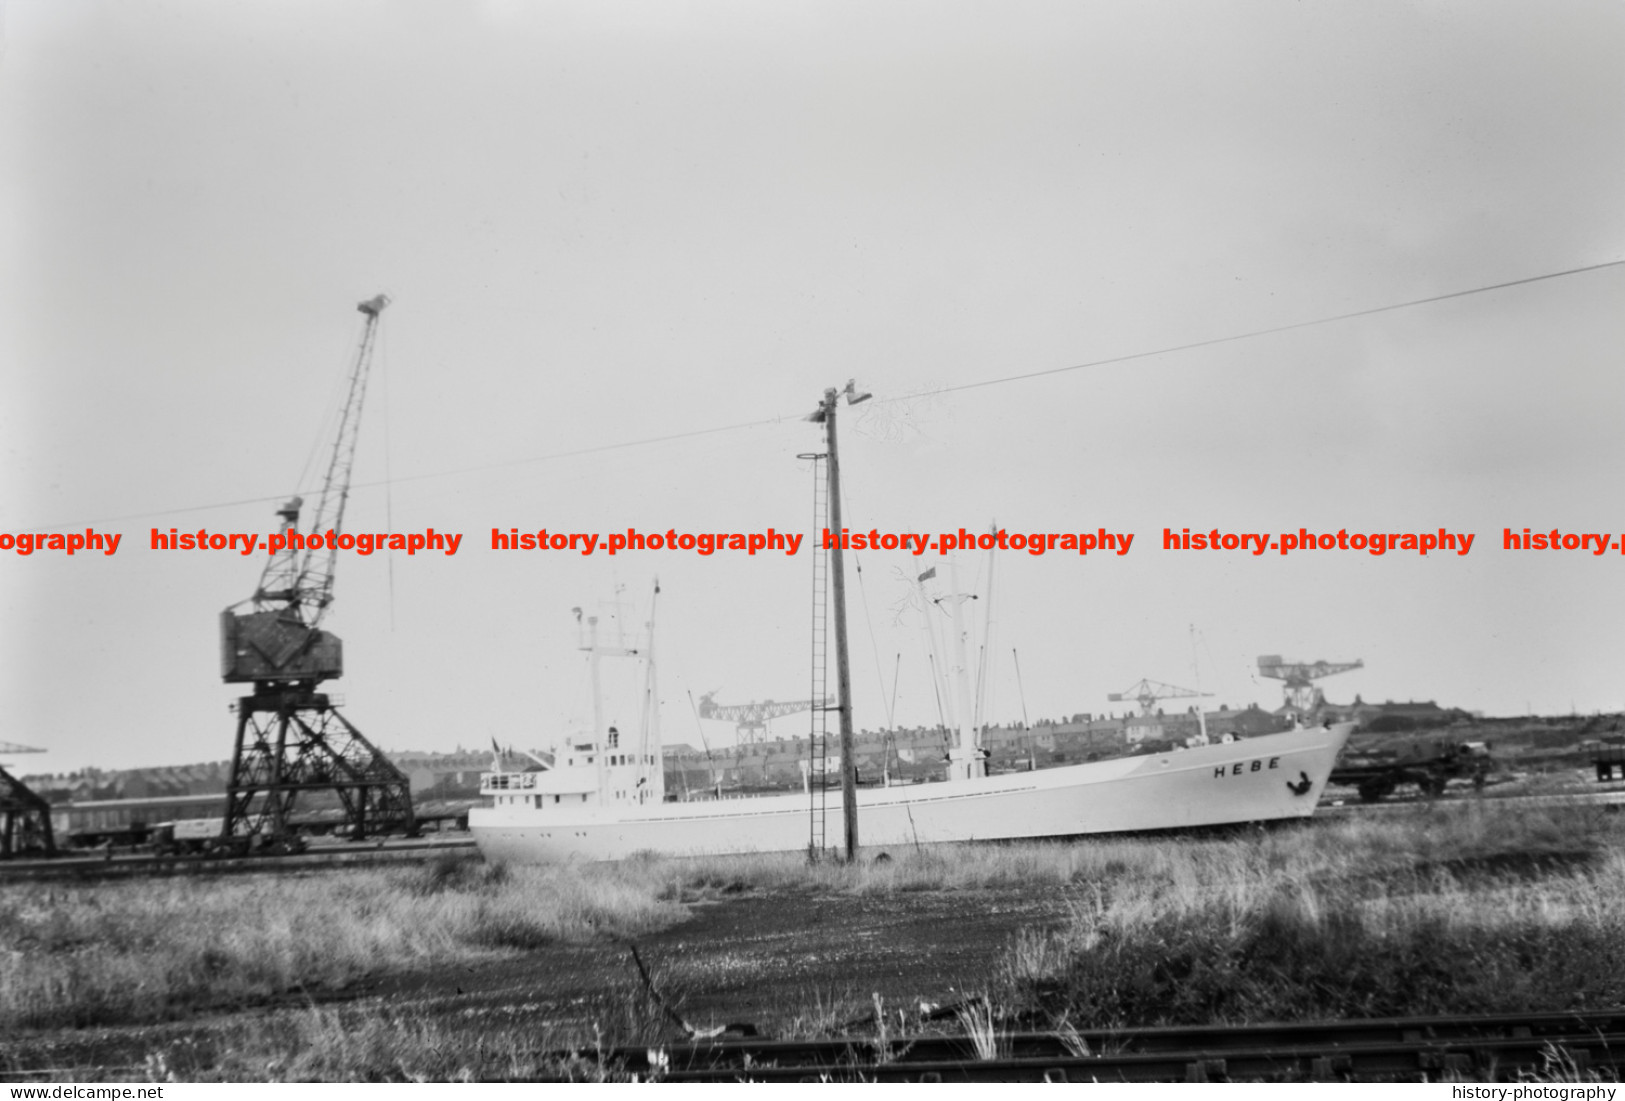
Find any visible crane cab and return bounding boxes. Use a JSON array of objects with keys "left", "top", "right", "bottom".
[{"left": 220, "top": 609, "right": 343, "bottom": 683}]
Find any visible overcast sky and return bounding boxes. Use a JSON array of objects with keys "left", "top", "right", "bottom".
[{"left": 2, "top": 0, "right": 1622, "bottom": 774}]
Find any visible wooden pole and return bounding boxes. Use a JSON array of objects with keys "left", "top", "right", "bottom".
[{"left": 822, "top": 388, "right": 860, "bottom": 860}]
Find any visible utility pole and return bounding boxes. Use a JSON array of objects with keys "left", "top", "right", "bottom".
[{"left": 813, "top": 381, "right": 870, "bottom": 860}]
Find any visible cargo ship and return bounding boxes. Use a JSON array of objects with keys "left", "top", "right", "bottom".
[
  {"left": 472, "top": 726, "right": 1352, "bottom": 863},
  {"left": 470, "top": 385, "right": 1354, "bottom": 863},
  {"left": 468, "top": 588, "right": 1354, "bottom": 863}
]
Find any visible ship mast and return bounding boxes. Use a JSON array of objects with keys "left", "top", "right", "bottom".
[
  {"left": 640, "top": 580, "right": 663, "bottom": 804},
  {"left": 945, "top": 555, "right": 984, "bottom": 780},
  {"left": 918, "top": 550, "right": 990, "bottom": 781},
  {"left": 810, "top": 381, "right": 870, "bottom": 859}
]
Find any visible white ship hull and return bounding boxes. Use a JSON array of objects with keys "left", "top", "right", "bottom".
[{"left": 471, "top": 722, "right": 1354, "bottom": 864}]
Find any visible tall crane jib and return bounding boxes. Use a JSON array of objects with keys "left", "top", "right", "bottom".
[
  {"left": 1257, "top": 655, "right": 1364, "bottom": 717},
  {"left": 219, "top": 295, "right": 415, "bottom": 845},
  {"left": 695, "top": 692, "right": 830, "bottom": 745}
]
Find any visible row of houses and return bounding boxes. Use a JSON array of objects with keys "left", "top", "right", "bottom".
[
  {"left": 20, "top": 747, "right": 512, "bottom": 806},
  {"left": 662, "top": 704, "right": 1296, "bottom": 789},
  {"left": 21, "top": 762, "right": 232, "bottom": 803}
]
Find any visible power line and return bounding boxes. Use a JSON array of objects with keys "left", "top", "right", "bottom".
[
  {"left": 349, "top": 413, "right": 793, "bottom": 493},
  {"left": 19, "top": 415, "right": 794, "bottom": 532},
  {"left": 889, "top": 256, "right": 1625, "bottom": 401},
  {"left": 17, "top": 256, "right": 1622, "bottom": 532}
]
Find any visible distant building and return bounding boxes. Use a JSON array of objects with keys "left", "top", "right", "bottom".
[{"left": 1319, "top": 696, "right": 1467, "bottom": 730}]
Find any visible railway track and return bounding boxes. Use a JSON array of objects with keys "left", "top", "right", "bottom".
[
  {"left": 5, "top": 1010, "right": 1620, "bottom": 1082},
  {"left": 591, "top": 1010, "right": 1625, "bottom": 1082},
  {"left": 0, "top": 836, "right": 476, "bottom": 881},
  {"left": 1319, "top": 786, "right": 1625, "bottom": 815}
]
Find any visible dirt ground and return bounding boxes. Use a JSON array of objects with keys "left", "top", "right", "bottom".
[
  {"left": 389, "top": 883, "right": 1068, "bottom": 1023},
  {"left": 2, "top": 883, "right": 1072, "bottom": 1077}
]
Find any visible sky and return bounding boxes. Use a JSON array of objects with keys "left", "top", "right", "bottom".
[{"left": 2, "top": 0, "right": 1622, "bottom": 774}]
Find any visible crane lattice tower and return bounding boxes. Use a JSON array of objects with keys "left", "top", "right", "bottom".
[
  {"left": 0, "top": 766, "right": 54, "bottom": 858},
  {"left": 218, "top": 296, "right": 415, "bottom": 843}
]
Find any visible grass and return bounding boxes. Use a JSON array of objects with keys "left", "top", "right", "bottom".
[
  {"left": 0, "top": 855, "right": 683, "bottom": 1031},
  {"left": 4, "top": 797, "right": 1622, "bottom": 1078},
  {"left": 138, "top": 1007, "right": 630, "bottom": 1083},
  {"left": 648, "top": 796, "right": 1622, "bottom": 917},
  {"left": 999, "top": 860, "right": 1625, "bottom": 1025},
  {"left": 991, "top": 800, "right": 1625, "bottom": 1026}
]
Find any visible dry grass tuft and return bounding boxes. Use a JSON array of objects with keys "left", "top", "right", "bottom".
[
  {"left": 992, "top": 800, "right": 1625, "bottom": 1026},
  {"left": 0, "top": 862, "right": 681, "bottom": 1032},
  {"left": 164, "top": 1007, "right": 629, "bottom": 1083}
]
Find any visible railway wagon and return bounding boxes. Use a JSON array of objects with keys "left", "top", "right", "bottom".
[
  {"left": 1329, "top": 740, "right": 1492, "bottom": 802},
  {"left": 1597, "top": 737, "right": 1625, "bottom": 782},
  {"left": 51, "top": 793, "right": 226, "bottom": 848}
]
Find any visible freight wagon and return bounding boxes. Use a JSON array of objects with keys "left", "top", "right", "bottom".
[
  {"left": 1596, "top": 736, "right": 1625, "bottom": 782},
  {"left": 50, "top": 794, "right": 226, "bottom": 849},
  {"left": 1328, "top": 741, "right": 1492, "bottom": 802}
]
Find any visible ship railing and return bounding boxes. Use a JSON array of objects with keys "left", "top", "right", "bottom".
[{"left": 480, "top": 772, "right": 540, "bottom": 793}]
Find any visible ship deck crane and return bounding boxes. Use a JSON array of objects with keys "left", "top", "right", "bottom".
[
  {"left": 1257, "top": 655, "right": 1364, "bottom": 717},
  {"left": 218, "top": 295, "right": 415, "bottom": 844}
]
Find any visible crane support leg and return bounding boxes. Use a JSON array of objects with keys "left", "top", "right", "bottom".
[
  {"left": 225, "top": 684, "right": 417, "bottom": 842},
  {"left": 0, "top": 765, "right": 56, "bottom": 858}
]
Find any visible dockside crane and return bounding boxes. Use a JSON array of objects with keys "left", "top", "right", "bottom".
[
  {"left": 0, "top": 740, "right": 46, "bottom": 757},
  {"left": 695, "top": 692, "right": 830, "bottom": 745},
  {"left": 1108, "top": 678, "right": 1207, "bottom": 717},
  {"left": 1257, "top": 654, "right": 1363, "bottom": 716},
  {"left": 218, "top": 294, "right": 415, "bottom": 844}
]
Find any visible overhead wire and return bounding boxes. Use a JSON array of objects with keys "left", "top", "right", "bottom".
[
  {"left": 886, "top": 257, "right": 1625, "bottom": 402},
  {"left": 826, "top": 413, "right": 899, "bottom": 735},
  {"left": 17, "top": 256, "right": 1622, "bottom": 532}
]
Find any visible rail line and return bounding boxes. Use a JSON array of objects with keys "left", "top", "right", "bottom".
[
  {"left": 0, "top": 836, "right": 476, "bottom": 882},
  {"left": 5, "top": 1010, "right": 1621, "bottom": 1082},
  {"left": 1319, "top": 786, "right": 1625, "bottom": 816},
  {"left": 593, "top": 1010, "right": 1625, "bottom": 1082}
]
